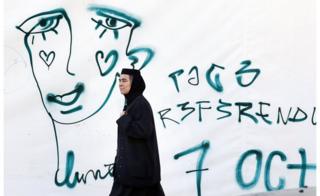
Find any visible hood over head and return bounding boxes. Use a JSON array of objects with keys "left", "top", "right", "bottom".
[{"left": 121, "top": 68, "right": 145, "bottom": 110}]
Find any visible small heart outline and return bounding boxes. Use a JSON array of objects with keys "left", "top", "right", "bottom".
[{"left": 39, "top": 50, "right": 55, "bottom": 68}]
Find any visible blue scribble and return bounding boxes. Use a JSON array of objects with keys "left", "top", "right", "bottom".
[
  {"left": 235, "top": 60, "right": 261, "bottom": 87},
  {"left": 174, "top": 140, "right": 210, "bottom": 196},
  {"left": 206, "top": 63, "right": 224, "bottom": 93}
]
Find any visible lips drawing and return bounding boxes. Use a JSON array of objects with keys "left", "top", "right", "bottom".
[{"left": 47, "top": 82, "right": 85, "bottom": 114}]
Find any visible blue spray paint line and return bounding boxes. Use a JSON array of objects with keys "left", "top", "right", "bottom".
[
  {"left": 88, "top": 5, "right": 141, "bottom": 28},
  {"left": 55, "top": 151, "right": 77, "bottom": 188},
  {"left": 60, "top": 105, "right": 83, "bottom": 114},
  {"left": 168, "top": 69, "right": 184, "bottom": 93},
  {"left": 55, "top": 150, "right": 114, "bottom": 188},
  {"left": 127, "top": 47, "right": 154, "bottom": 70},
  {"left": 206, "top": 63, "right": 224, "bottom": 93},
  {"left": 186, "top": 168, "right": 209, "bottom": 173},
  {"left": 236, "top": 149, "right": 262, "bottom": 190},
  {"left": 287, "top": 148, "right": 316, "bottom": 188},
  {"left": 264, "top": 151, "right": 287, "bottom": 191},
  {"left": 174, "top": 140, "right": 210, "bottom": 196},
  {"left": 235, "top": 60, "right": 261, "bottom": 87},
  {"left": 188, "top": 66, "right": 199, "bottom": 85},
  {"left": 113, "top": 29, "right": 119, "bottom": 39}
]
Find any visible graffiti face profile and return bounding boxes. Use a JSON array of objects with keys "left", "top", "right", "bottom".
[{"left": 17, "top": 5, "right": 153, "bottom": 124}]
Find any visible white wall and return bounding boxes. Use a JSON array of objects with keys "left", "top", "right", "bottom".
[{"left": 4, "top": 0, "right": 316, "bottom": 195}]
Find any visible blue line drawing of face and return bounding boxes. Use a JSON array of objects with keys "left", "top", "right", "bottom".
[{"left": 16, "top": 5, "right": 154, "bottom": 124}]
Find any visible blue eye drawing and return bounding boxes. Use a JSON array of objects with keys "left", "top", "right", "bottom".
[
  {"left": 33, "top": 15, "right": 63, "bottom": 34},
  {"left": 88, "top": 6, "right": 141, "bottom": 39},
  {"left": 91, "top": 15, "right": 131, "bottom": 39},
  {"left": 16, "top": 9, "right": 68, "bottom": 41},
  {"left": 91, "top": 16, "right": 130, "bottom": 31}
]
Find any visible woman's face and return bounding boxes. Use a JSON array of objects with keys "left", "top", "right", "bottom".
[
  {"left": 16, "top": 4, "right": 154, "bottom": 124},
  {"left": 119, "top": 74, "right": 132, "bottom": 95}
]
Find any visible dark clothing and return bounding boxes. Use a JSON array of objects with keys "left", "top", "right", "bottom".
[
  {"left": 109, "top": 181, "right": 165, "bottom": 196},
  {"left": 110, "top": 68, "right": 164, "bottom": 196},
  {"left": 113, "top": 95, "right": 162, "bottom": 189}
]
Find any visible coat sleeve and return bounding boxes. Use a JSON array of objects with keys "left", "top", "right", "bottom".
[{"left": 116, "top": 98, "right": 154, "bottom": 139}]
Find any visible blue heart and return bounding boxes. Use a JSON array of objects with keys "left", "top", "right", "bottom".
[{"left": 95, "top": 50, "right": 118, "bottom": 76}]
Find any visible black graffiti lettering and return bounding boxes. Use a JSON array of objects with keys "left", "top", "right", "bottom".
[
  {"left": 168, "top": 69, "right": 184, "bottom": 93},
  {"left": 255, "top": 102, "right": 272, "bottom": 125},
  {"left": 196, "top": 101, "right": 212, "bottom": 122},
  {"left": 188, "top": 66, "right": 199, "bottom": 86},
  {"left": 235, "top": 102, "right": 258, "bottom": 124},
  {"left": 277, "top": 107, "right": 292, "bottom": 125},
  {"left": 217, "top": 99, "right": 232, "bottom": 120},
  {"left": 289, "top": 107, "right": 307, "bottom": 122},
  {"left": 177, "top": 102, "right": 196, "bottom": 121},
  {"left": 311, "top": 107, "right": 316, "bottom": 125},
  {"left": 158, "top": 108, "right": 180, "bottom": 128}
]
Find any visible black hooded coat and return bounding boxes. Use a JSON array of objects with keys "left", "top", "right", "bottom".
[{"left": 113, "top": 69, "right": 161, "bottom": 188}]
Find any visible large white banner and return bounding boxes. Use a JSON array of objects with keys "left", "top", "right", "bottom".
[{"left": 4, "top": 0, "right": 316, "bottom": 195}]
